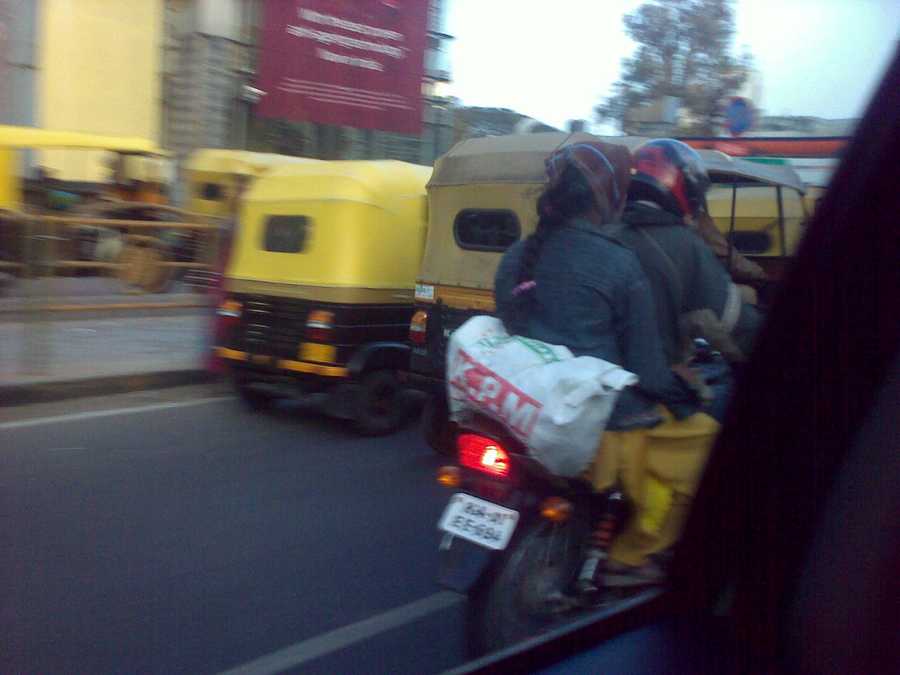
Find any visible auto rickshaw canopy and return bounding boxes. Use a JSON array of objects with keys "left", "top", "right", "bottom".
[
  {"left": 226, "top": 160, "right": 432, "bottom": 303},
  {"left": 0, "top": 125, "right": 171, "bottom": 209},
  {"left": 0, "top": 125, "right": 168, "bottom": 154},
  {"left": 185, "top": 149, "right": 319, "bottom": 218}
]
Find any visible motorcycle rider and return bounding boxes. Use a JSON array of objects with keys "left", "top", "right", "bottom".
[
  {"left": 495, "top": 141, "right": 702, "bottom": 431},
  {"left": 494, "top": 142, "right": 720, "bottom": 589},
  {"left": 618, "top": 139, "right": 765, "bottom": 369}
]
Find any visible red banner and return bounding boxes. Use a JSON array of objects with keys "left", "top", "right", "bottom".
[{"left": 256, "top": 0, "right": 429, "bottom": 134}]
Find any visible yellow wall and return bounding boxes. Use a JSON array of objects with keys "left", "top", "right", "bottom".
[
  {"left": 0, "top": 150, "right": 22, "bottom": 209},
  {"left": 37, "top": 0, "right": 162, "bottom": 181}
]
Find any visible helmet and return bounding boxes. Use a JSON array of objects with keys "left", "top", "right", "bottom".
[{"left": 629, "top": 139, "right": 711, "bottom": 219}]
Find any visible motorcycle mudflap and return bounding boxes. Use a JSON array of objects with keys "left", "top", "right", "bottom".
[{"left": 437, "top": 536, "right": 495, "bottom": 593}]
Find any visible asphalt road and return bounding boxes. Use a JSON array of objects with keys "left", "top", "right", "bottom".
[{"left": 1, "top": 385, "right": 468, "bottom": 674}]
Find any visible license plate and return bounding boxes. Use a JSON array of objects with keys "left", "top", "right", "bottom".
[
  {"left": 299, "top": 342, "right": 336, "bottom": 363},
  {"left": 438, "top": 493, "right": 519, "bottom": 551},
  {"left": 415, "top": 283, "right": 435, "bottom": 301}
]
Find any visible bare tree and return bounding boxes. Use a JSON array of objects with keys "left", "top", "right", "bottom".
[{"left": 597, "top": 0, "right": 751, "bottom": 134}]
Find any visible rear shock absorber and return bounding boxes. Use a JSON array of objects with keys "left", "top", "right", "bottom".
[{"left": 576, "top": 490, "right": 626, "bottom": 594}]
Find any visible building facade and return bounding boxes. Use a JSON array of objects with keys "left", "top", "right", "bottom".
[
  {"left": 161, "top": 0, "right": 455, "bottom": 168},
  {"left": 0, "top": 0, "right": 455, "bottom": 190},
  {"left": 0, "top": 0, "right": 164, "bottom": 181}
]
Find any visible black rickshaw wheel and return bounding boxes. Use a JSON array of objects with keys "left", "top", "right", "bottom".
[
  {"left": 233, "top": 375, "right": 275, "bottom": 412},
  {"left": 353, "top": 370, "right": 408, "bottom": 436}
]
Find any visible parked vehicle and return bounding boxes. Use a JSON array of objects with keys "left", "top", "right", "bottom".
[
  {"left": 0, "top": 124, "right": 171, "bottom": 211},
  {"left": 0, "top": 125, "right": 207, "bottom": 292},
  {"left": 213, "top": 160, "right": 432, "bottom": 435}
]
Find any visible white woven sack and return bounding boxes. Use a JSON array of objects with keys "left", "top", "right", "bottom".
[{"left": 446, "top": 316, "right": 637, "bottom": 477}]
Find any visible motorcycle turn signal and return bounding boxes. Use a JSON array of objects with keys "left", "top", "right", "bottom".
[
  {"left": 540, "top": 497, "right": 573, "bottom": 522},
  {"left": 436, "top": 465, "right": 461, "bottom": 488}
]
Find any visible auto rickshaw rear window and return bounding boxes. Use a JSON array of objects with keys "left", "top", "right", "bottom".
[
  {"left": 200, "top": 182, "right": 224, "bottom": 200},
  {"left": 728, "top": 231, "right": 772, "bottom": 254},
  {"left": 263, "top": 215, "right": 310, "bottom": 253},
  {"left": 453, "top": 209, "right": 521, "bottom": 252}
]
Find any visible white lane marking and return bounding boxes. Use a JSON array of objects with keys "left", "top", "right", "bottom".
[
  {"left": 217, "top": 591, "right": 463, "bottom": 675},
  {"left": 0, "top": 397, "right": 233, "bottom": 430}
]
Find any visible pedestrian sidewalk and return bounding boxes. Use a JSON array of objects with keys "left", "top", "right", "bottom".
[
  {"left": 0, "top": 277, "right": 212, "bottom": 315},
  {"left": 0, "top": 313, "right": 214, "bottom": 405}
]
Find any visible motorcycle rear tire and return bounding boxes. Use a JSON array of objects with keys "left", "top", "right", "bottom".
[{"left": 466, "top": 515, "right": 588, "bottom": 657}]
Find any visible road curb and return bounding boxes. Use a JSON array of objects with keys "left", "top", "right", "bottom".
[{"left": 0, "top": 369, "right": 223, "bottom": 408}]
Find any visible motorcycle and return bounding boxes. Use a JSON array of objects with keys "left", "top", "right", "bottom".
[
  {"left": 434, "top": 341, "right": 730, "bottom": 656},
  {"left": 434, "top": 412, "right": 634, "bottom": 656}
]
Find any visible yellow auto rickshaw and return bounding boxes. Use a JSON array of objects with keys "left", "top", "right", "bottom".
[
  {"left": 0, "top": 124, "right": 171, "bottom": 211},
  {"left": 213, "top": 159, "right": 432, "bottom": 435},
  {"left": 702, "top": 153, "right": 809, "bottom": 283},
  {"left": 0, "top": 125, "right": 182, "bottom": 288},
  {"left": 185, "top": 149, "right": 318, "bottom": 219},
  {"left": 405, "top": 133, "right": 808, "bottom": 453}
]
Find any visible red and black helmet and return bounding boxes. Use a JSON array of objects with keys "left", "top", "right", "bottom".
[{"left": 629, "top": 139, "right": 711, "bottom": 219}]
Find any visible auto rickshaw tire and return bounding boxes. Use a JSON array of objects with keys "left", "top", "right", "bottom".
[
  {"left": 233, "top": 376, "right": 275, "bottom": 412},
  {"left": 353, "top": 369, "right": 409, "bottom": 436},
  {"left": 422, "top": 393, "right": 455, "bottom": 456}
]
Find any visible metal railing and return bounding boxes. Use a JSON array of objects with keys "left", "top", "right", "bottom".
[{"left": 0, "top": 205, "right": 225, "bottom": 299}]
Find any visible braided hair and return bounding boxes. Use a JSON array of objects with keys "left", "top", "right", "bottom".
[{"left": 507, "top": 164, "right": 601, "bottom": 330}]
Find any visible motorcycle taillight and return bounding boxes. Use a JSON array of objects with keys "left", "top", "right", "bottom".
[{"left": 458, "top": 433, "right": 511, "bottom": 479}]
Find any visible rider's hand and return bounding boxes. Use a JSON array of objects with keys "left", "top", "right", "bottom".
[{"left": 672, "top": 363, "right": 714, "bottom": 404}]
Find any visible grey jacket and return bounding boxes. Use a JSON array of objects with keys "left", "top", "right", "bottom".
[
  {"left": 495, "top": 218, "right": 699, "bottom": 428},
  {"left": 619, "top": 202, "right": 762, "bottom": 363}
]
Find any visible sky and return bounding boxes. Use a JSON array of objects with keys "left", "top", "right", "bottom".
[{"left": 446, "top": 0, "right": 900, "bottom": 131}]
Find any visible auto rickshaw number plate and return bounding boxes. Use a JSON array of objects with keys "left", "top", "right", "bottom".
[
  {"left": 438, "top": 493, "right": 519, "bottom": 551},
  {"left": 415, "top": 283, "right": 435, "bottom": 301},
  {"left": 299, "top": 342, "right": 336, "bottom": 364}
]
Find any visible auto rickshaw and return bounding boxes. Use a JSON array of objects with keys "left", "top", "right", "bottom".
[
  {"left": 185, "top": 149, "right": 317, "bottom": 219},
  {"left": 0, "top": 124, "right": 171, "bottom": 211},
  {"left": 182, "top": 150, "right": 318, "bottom": 291},
  {"left": 0, "top": 125, "right": 182, "bottom": 289},
  {"left": 406, "top": 132, "right": 807, "bottom": 453},
  {"left": 213, "top": 159, "right": 432, "bottom": 435},
  {"left": 703, "top": 153, "right": 808, "bottom": 283}
]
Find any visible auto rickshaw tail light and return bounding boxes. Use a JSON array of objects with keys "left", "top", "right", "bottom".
[
  {"left": 306, "top": 310, "right": 335, "bottom": 342},
  {"left": 217, "top": 299, "right": 242, "bottom": 319},
  {"left": 409, "top": 310, "right": 428, "bottom": 345},
  {"left": 458, "top": 433, "right": 510, "bottom": 479}
]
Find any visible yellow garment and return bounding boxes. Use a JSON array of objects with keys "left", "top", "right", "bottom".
[{"left": 587, "top": 408, "right": 719, "bottom": 566}]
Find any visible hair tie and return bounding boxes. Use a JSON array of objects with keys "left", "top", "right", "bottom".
[{"left": 512, "top": 280, "right": 537, "bottom": 297}]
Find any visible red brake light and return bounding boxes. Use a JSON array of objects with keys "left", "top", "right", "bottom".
[
  {"left": 217, "top": 299, "right": 242, "bottom": 321},
  {"left": 458, "top": 433, "right": 511, "bottom": 478},
  {"left": 306, "top": 310, "right": 335, "bottom": 343},
  {"left": 409, "top": 309, "right": 428, "bottom": 345}
]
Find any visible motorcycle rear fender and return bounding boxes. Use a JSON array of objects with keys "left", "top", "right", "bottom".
[
  {"left": 437, "top": 535, "right": 496, "bottom": 593},
  {"left": 437, "top": 491, "right": 532, "bottom": 593}
]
